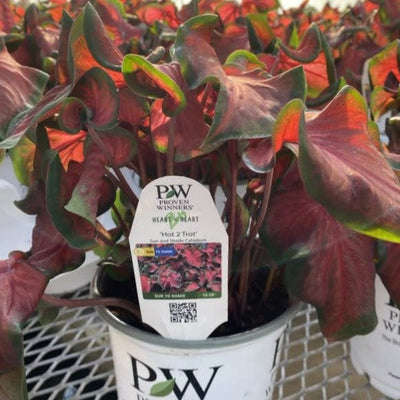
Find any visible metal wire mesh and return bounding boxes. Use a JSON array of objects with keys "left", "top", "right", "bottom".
[{"left": 23, "top": 286, "right": 392, "bottom": 400}]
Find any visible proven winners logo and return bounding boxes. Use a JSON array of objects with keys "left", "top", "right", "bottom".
[
  {"left": 130, "top": 354, "right": 222, "bottom": 400},
  {"left": 154, "top": 183, "right": 199, "bottom": 229}
]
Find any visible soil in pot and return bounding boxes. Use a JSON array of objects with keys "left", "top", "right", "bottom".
[{"left": 97, "top": 262, "right": 291, "bottom": 338}]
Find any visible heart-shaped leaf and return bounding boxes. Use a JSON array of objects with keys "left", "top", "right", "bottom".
[
  {"left": 118, "top": 87, "right": 150, "bottom": 127},
  {"left": 123, "top": 56, "right": 186, "bottom": 117},
  {"left": 242, "top": 138, "right": 274, "bottom": 173},
  {"left": 82, "top": 2, "right": 124, "bottom": 71},
  {"left": 86, "top": 0, "right": 143, "bottom": 49},
  {"left": 59, "top": 97, "right": 88, "bottom": 133},
  {"left": 55, "top": 11, "right": 74, "bottom": 85},
  {"left": 29, "top": 209, "right": 87, "bottom": 274},
  {"left": 68, "top": 5, "right": 124, "bottom": 86},
  {"left": 262, "top": 167, "right": 377, "bottom": 340},
  {"left": 151, "top": 71, "right": 209, "bottom": 161},
  {"left": 370, "top": 86, "right": 397, "bottom": 120},
  {"left": 174, "top": 15, "right": 306, "bottom": 151},
  {"left": 0, "top": 252, "right": 47, "bottom": 376},
  {"left": 274, "top": 23, "right": 337, "bottom": 100},
  {"left": 64, "top": 145, "right": 109, "bottom": 225},
  {"left": 279, "top": 23, "right": 322, "bottom": 63},
  {"left": 242, "top": 98, "right": 304, "bottom": 173},
  {"left": 272, "top": 98, "right": 305, "bottom": 154},
  {"left": 47, "top": 127, "right": 86, "bottom": 170},
  {"left": 0, "top": 37, "right": 48, "bottom": 147},
  {"left": 64, "top": 126, "right": 135, "bottom": 224},
  {"left": 47, "top": 151, "right": 98, "bottom": 249},
  {"left": 60, "top": 67, "right": 119, "bottom": 132},
  {"left": 96, "top": 126, "right": 138, "bottom": 167},
  {"left": 300, "top": 85, "right": 400, "bottom": 243},
  {"left": 246, "top": 13, "right": 275, "bottom": 53},
  {"left": 1, "top": 83, "right": 73, "bottom": 149},
  {"left": 369, "top": 39, "right": 400, "bottom": 88},
  {"left": 211, "top": 25, "right": 250, "bottom": 64}
]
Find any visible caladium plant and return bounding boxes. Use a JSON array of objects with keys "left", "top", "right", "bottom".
[{"left": 1, "top": 0, "right": 400, "bottom": 398}]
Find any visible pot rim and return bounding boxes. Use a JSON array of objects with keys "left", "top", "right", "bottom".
[{"left": 91, "top": 267, "right": 302, "bottom": 350}]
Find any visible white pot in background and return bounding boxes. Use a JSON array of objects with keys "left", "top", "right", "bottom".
[
  {"left": 93, "top": 270, "right": 301, "bottom": 400},
  {"left": 350, "top": 276, "right": 400, "bottom": 398}
]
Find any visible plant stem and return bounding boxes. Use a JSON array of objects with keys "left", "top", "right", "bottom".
[
  {"left": 111, "top": 203, "right": 130, "bottom": 238},
  {"left": 42, "top": 294, "right": 142, "bottom": 321},
  {"left": 262, "top": 266, "right": 277, "bottom": 303},
  {"left": 227, "top": 141, "right": 238, "bottom": 277},
  {"left": 95, "top": 222, "right": 116, "bottom": 247},
  {"left": 166, "top": 117, "right": 176, "bottom": 175},
  {"left": 156, "top": 151, "right": 164, "bottom": 178},
  {"left": 133, "top": 126, "right": 148, "bottom": 186},
  {"left": 238, "top": 171, "right": 273, "bottom": 314}
]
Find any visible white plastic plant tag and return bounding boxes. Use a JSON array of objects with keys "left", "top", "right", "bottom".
[{"left": 129, "top": 176, "right": 228, "bottom": 340}]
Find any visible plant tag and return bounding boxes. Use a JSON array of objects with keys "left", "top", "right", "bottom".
[{"left": 129, "top": 176, "right": 228, "bottom": 340}]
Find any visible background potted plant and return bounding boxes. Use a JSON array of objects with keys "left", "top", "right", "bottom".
[
  {"left": 349, "top": 36, "right": 400, "bottom": 398},
  {"left": 2, "top": 0, "right": 400, "bottom": 399}
]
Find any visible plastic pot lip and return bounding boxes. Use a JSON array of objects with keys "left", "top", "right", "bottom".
[{"left": 91, "top": 268, "right": 302, "bottom": 350}]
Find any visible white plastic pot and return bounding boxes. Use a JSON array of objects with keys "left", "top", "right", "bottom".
[
  {"left": 350, "top": 276, "right": 400, "bottom": 398},
  {"left": 92, "top": 270, "right": 301, "bottom": 400}
]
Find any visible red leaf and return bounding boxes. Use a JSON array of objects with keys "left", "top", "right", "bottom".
[
  {"left": 2, "top": 83, "right": 73, "bottom": 149},
  {"left": 64, "top": 67, "right": 119, "bottom": 131},
  {"left": 135, "top": 2, "right": 180, "bottom": 29},
  {"left": 174, "top": 16, "right": 306, "bottom": 151},
  {"left": 46, "top": 154, "right": 98, "bottom": 249},
  {"left": 29, "top": 211, "right": 86, "bottom": 273},
  {"left": 299, "top": 86, "right": 400, "bottom": 243},
  {"left": 263, "top": 167, "right": 377, "bottom": 340},
  {"left": 246, "top": 12, "right": 275, "bottom": 51},
  {"left": 47, "top": 128, "right": 86, "bottom": 170},
  {"left": 242, "top": 138, "right": 274, "bottom": 173},
  {"left": 123, "top": 58, "right": 186, "bottom": 117},
  {"left": 150, "top": 70, "right": 209, "bottom": 161},
  {"left": 0, "top": 38, "right": 48, "bottom": 146},
  {"left": 279, "top": 23, "right": 321, "bottom": 63},
  {"left": 64, "top": 143, "right": 109, "bottom": 224},
  {"left": 211, "top": 25, "right": 250, "bottom": 64},
  {"left": 69, "top": 8, "right": 124, "bottom": 86},
  {"left": 0, "top": 252, "right": 47, "bottom": 372},
  {"left": 64, "top": 126, "right": 134, "bottom": 224},
  {"left": 370, "top": 86, "right": 397, "bottom": 120},
  {"left": 82, "top": 2, "right": 126, "bottom": 71},
  {"left": 369, "top": 40, "right": 400, "bottom": 88},
  {"left": 279, "top": 51, "right": 330, "bottom": 99},
  {"left": 241, "top": 0, "right": 279, "bottom": 13},
  {"left": 0, "top": 0, "right": 16, "bottom": 33},
  {"left": 118, "top": 87, "right": 150, "bottom": 128},
  {"left": 91, "top": 0, "right": 143, "bottom": 47},
  {"left": 216, "top": 2, "right": 241, "bottom": 25}
]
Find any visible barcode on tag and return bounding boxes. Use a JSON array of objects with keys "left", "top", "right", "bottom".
[{"left": 169, "top": 302, "right": 197, "bottom": 323}]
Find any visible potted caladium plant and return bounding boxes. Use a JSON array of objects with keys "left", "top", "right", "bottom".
[
  {"left": 349, "top": 36, "right": 400, "bottom": 398},
  {"left": 2, "top": 0, "right": 400, "bottom": 399}
]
